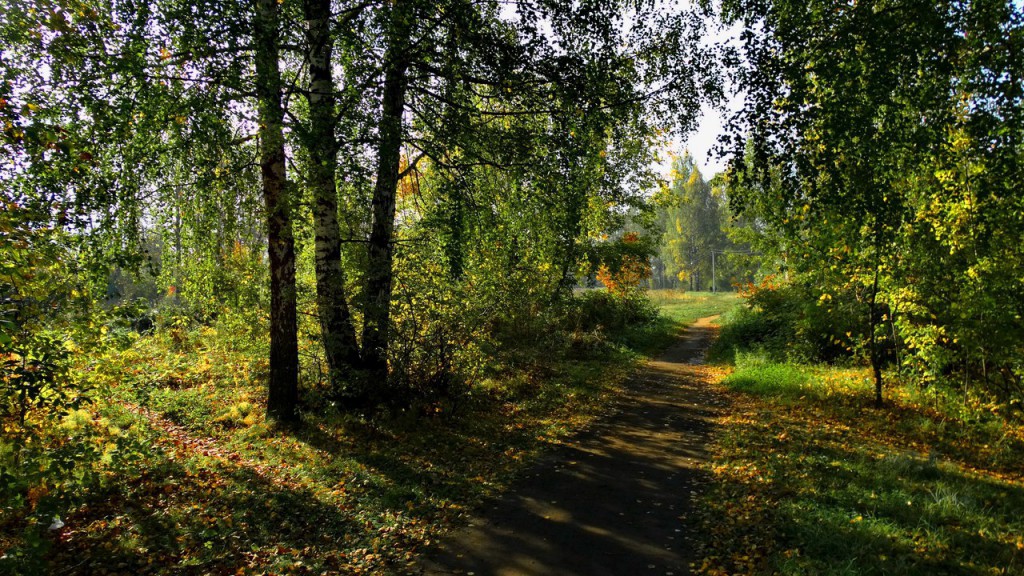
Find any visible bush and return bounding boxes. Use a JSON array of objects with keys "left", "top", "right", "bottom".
[
  {"left": 214, "top": 401, "right": 257, "bottom": 428},
  {"left": 711, "top": 278, "right": 865, "bottom": 365},
  {"left": 0, "top": 331, "right": 105, "bottom": 573},
  {"left": 708, "top": 305, "right": 784, "bottom": 363},
  {"left": 567, "top": 289, "right": 659, "bottom": 334},
  {"left": 384, "top": 255, "right": 488, "bottom": 414}
]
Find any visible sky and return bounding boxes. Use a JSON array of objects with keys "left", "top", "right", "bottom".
[
  {"left": 675, "top": 93, "right": 743, "bottom": 178},
  {"left": 675, "top": 0, "right": 1024, "bottom": 178},
  {"left": 664, "top": 17, "right": 745, "bottom": 180},
  {"left": 495, "top": 0, "right": 741, "bottom": 180}
]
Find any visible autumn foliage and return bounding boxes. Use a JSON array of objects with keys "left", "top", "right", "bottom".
[
  {"left": 735, "top": 274, "right": 781, "bottom": 299},
  {"left": 595, "top": 232, "right": 653, "bottom": 297},
  {"left": 596, "top": 257, "right": 650, "bottom": 297}
]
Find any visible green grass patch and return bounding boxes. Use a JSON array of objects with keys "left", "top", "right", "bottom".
[
  {"left": 648, "top": 289, "right": 742, "bottom": 326},
  {"left": 721, "top": 352, "right": 815, "bottom": 401},
  {"left": 634, "top": 290, "right": 741, "bottom": 353},
  {"left": 696, "top": 309, "right": 1024, "bottom": 576}
]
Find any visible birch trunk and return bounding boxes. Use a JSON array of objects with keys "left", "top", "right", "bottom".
[
  {"left": 303, "top": 0, "right": 361, "bottom": 393},
  {"left": 362, "top": 5, "right": 412, "bottom": 392}
]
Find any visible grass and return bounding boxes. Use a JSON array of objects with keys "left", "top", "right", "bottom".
[
  {"left": 39, "top": 337, "right": 622, "bottom": 575},
  {"left": 720, "top": 351, "right": 813, "bottom": 400},
  {"left": 2, "top": 290, "right": 736, "bottom": 575},
  {"left": 648, "top": 289, "right": 742, "bottom": 326},
  {"left": 632, "top": 290, "right": 742, "bottom": 353},
  {"left": 695, "top": 305, "right": 1024, "bottom": 576}
]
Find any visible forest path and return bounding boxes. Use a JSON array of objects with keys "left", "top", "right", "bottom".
[{"left": 419, "top": 316, "right": 726, "bottom": 576}]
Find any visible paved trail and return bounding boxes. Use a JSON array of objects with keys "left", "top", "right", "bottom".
[{"left": 420, "top": 316, "right": 726, "bottom": 576}]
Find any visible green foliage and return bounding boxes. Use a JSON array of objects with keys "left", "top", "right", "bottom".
[
  {"left": 1, "top": 332, "right": 77, "bottom": 431},
  {"left": 386, "top": 248, "right": 488, "bottom": 412},
  {"left": 567, "top": 290, "right": 660, "bottom": 336},
  {"left": 652, "top": 153, "right": 748, "bottom": 291},
  {"left": 723, "top": 0, "right": 1024, "bottom": 406},
  {"left": 213, "top": 401, "right": 255, "bottom": 428},
  {"left": 709, "top": 280, "right": 865, "bottom": 367},
  {"left": 0, "top": 276, "right": 689, "bottom": 574},
  {"left": 0, "top": 200, "right": 123, "bottom": 570},
  {"left": 698, "top": 305, "right": 1024, "bottom": 576},
  {"left": 1, "top": 0, "right": 727, "bottom": 417}
]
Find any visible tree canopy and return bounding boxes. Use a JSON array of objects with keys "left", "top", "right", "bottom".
[{"left": 722, "top": 0, "right": 1024, "bottom": 404}]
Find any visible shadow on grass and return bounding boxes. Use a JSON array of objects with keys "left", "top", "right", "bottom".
[
  {"left": 27, "top": 295, "right": 725, "bottom": 576},
  {"left": 48, "top": 451, "right": 384, "bottom": 575},
  {"left": 43, "top": 398, "right": 561, "bottom": 576},
  {"left": 708, "top": 397, "right": 1024, "bottom": 575},
  {"left": 284, "top": 412, "right": 531, "bottom": 513}
]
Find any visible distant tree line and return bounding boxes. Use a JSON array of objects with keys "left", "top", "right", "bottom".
[{"left": 650, "top": 151, "right": 758, "bottom": 292}]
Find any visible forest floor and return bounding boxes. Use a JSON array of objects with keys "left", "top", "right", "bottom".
[
  {"left": 18, "top": 291, "right": 1020, "bottom": 575},
  {"left": 2, "top": 292, "right": 740, "bottom": 575},
  {"left": 420, "top": 316, "right": 726, "bottom": 576}
]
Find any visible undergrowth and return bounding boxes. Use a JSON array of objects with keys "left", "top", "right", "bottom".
[{"left": 1, "top": 289, "right": 736, "bottom": 575}]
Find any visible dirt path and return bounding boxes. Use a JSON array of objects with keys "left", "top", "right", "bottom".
[{"left": 419, "top": 316, "right": 726, "bottom": 576}]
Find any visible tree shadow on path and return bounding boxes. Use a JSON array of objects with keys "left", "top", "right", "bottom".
[{"left": 419, "top": 317, "right": 726, "bottom": 576}]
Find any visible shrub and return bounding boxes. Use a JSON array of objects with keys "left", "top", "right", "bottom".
[
  {"left": 591, "top": 231, "right": 655, "bottom": 298},
  {"left": 385, "top": 255, "right": 487, "bottom": 414},
  {"left": 713, "top": 277, "right": 865, "bottom": 365},
  {"left": 568, "top": 289, "right": 659, "bottom": 335},
  {"left": 214, "top": 401, "right": 257, "bottom": 428}
]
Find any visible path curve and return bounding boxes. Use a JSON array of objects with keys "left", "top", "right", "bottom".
[{"left": 420, "top": 316, "right": 726, "bottom": 576}]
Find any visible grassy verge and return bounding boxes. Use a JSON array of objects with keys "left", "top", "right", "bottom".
[
  {"left": 2, "top": 290, "right": 736, "bottom": 575},
  {"left": 696, "top": 320, "right": 1024, "bottom": 575}
]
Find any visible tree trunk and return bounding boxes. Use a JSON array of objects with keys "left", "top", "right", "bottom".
[
  {"left": 303, "top": 0, "right": 361, "bottom": 393},
  {"left": 868, "top": 259, "right": 884, "bottom": 407},
  {"left": 362, "top": 6, "right": 412, "bottom": 392},
  {"left": 255, "top": 0, "right": 299, "bottom": 422},
  {"left": 554, "top": 200, "right": 582, "bottom": 302},
  {"left": 441, "top": 177, "right": 465, "bottom": 280}
]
